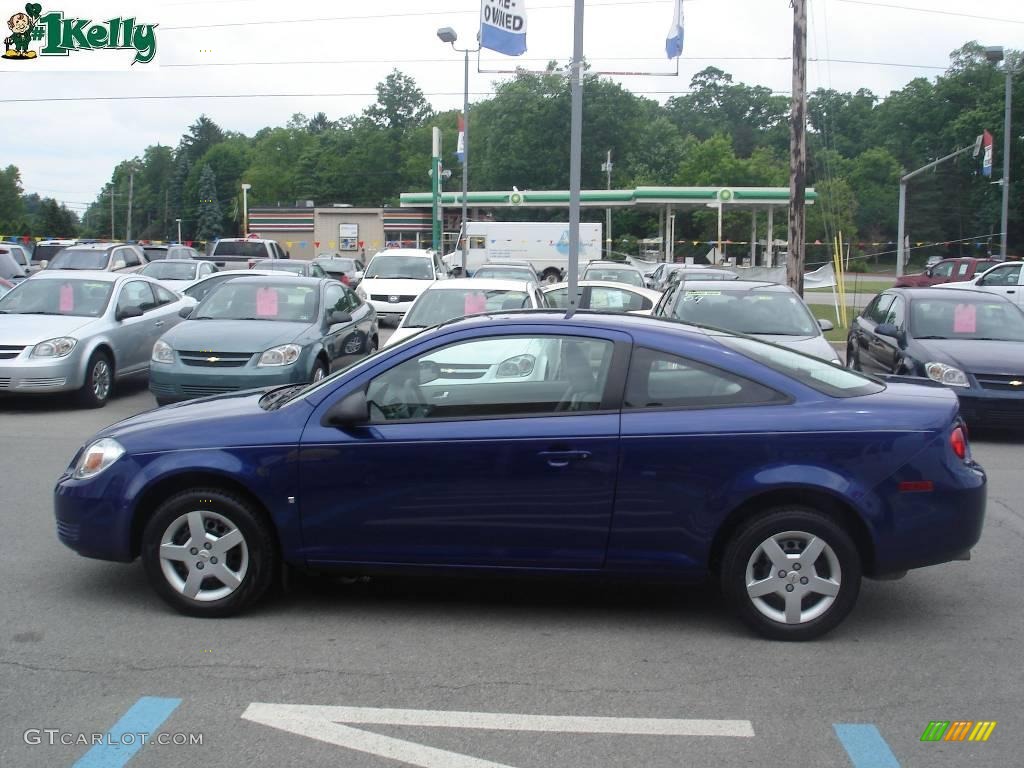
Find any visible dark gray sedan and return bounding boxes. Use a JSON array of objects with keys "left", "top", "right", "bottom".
[{"left": 149, "top": 277, "right": 378, "bottom": 404}]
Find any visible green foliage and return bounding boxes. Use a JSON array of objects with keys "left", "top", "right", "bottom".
[{"left": 195, "top": 165, "right": 223, "bottom": 242}]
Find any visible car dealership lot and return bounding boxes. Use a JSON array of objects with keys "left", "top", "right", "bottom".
[{"left": 2, "top": 373, "right": 1023, "bottom": 767}]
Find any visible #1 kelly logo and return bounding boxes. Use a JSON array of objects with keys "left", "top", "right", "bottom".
[{"left": 3, "top": 3, "right": 157, "bottom": 64}]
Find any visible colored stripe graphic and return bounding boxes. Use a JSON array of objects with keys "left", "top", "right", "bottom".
[
  {"left": 921, "top": 721, "right": 950, "bottom": 741},
  {"left": 944, "top": 721, "right": 973, "bottom": 741},
  {"left": 72, "top": 696, "right": 182, "bottom": 768},
  {"left": 834, "top": 724, "right": 901, "bottom": 768},
  {"left": 968, "top": 721, "right": 997, "bottom": 742}
]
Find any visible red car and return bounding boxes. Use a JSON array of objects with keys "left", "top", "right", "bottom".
[{"left": 895, "top": 257, "right": 999, "bottom": 288}]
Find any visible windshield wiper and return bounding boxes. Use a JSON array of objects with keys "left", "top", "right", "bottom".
[{"left": 914, "top": 335, "right": 948, "bottom": 340}]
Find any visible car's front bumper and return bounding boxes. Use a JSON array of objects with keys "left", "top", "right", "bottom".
[
  {"left": 956, "top": 388, "right": 1024, "bottom": 430},
  {"left": 54, "top": 458, "right": 136, "bottom": 562},
  {"left": 365, "top": 298, "right": 415, "bottom": 320},
  {"left": 149, "top": 360, "right": 311, "bottom": 402},
  {"left": 0, "top": 352, "right": 84, "bottom": 394}
]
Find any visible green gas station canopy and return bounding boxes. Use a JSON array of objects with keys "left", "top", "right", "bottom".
[{"left": 399, "top": 186, "right": 816, "bottom": 208}]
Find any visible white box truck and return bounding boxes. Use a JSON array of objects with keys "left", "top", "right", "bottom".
[{"left": 443, "top": 221, "right": 602, "bottom": 283}]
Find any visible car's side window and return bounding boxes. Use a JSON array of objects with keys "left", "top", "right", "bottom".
[
  {"left": 117, "top": 281, "right": 155, "bottom": 314},
  {"left": 111, "top": 249, "right": 128, "bottom": 271},
  {"left": 590, "top": 286, "right": 646, "bottom": 312},
  {"left": 932, "top": 261, "right": 954, "bottom": 278},
  {"left": 123, "top": 248, "right": 142, "bottom": 267},
  {"left": 624, "top": 347, "right": 785, "bottom": 410},
  {"left": 153, "top": 285, "right": 178, "bottom": 306},
  {"left": 323, "top": 284, "right": 348, "bottom": 315},
  {"left": 347, "top": 286, "right": 363, "bottom": 308},
  {"left": 979, "top": 264, "right": 1021, "bottom": 287},
  {"left": 545, "top": 287, "right": 569, "bottom": 308},
  {"left": 364, "top": 335, "right": 615, "bottom": 423},
  {"left": 884, "top": 295, "right": 905, "bottom": 328},
  {"left": 956, "top": 263, "right": 970, "bottom": 277},
  {"left": 865, "top": 294, "right": 894, "bottom": 324}
]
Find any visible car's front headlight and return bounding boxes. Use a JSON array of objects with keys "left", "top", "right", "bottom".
[
  {"left": 73, "top": 437, "right": 125, "bottom": 479},
  {"left": 496, "top": 354, "right": 536, "bottom": 378},
  {"left": 152, "top": 339, "right": 174, "bottom": 364},
  {"left": 257, "top": 343, "right": 302, "bottom": 367},
  {"left": 356, "top": 286, "right": 367, "bottom": 300},
  {"left": 31, "top": 337, "right": 77, "bottom": 358},
  {"left": 925, "top": 362, "right": 969, "bottom": 387}
]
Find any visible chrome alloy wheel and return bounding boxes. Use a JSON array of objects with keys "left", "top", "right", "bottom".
[
  {"left": 91, "top": 359, "right": 111, "bottom": 401},
  {"left": 158, "top": 510, "right": 249, "bottom": 602},
  {"left": 744, "top": 530, "right": 842, "bottom": 625}
]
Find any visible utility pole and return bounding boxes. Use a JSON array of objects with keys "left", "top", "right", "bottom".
[
  {"left": 787, "top": 0, "right": 807, "bottom": 295},
  {"left": 601, "top": 149, "right": 613, "bottom": 257},
  {"left": 566, "top": 0, "right": 584, "bottom": 314},
  {"left": 110, "top": 187, "right": 115, "bottom": 240},
  {"left": 1000, "top": 58, "right": 1012, "bottom": 258},
  {"left": 126, "top": 168, "right": 135, "bottom": 242}
]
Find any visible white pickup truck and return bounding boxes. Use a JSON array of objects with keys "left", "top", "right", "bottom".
[{"left": 208, "top": 237, "right": 289, "bottom": 268}]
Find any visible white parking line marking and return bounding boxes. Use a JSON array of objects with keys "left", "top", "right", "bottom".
[{"left": 241, "top": 703, "right": 754, "bottom": 768}]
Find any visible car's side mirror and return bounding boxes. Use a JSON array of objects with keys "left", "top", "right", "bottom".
[
  {"left": 328, "top": 310, "right": 352, "bottom": 326},
  {"left": 179, "top": 306, "right": 194, "bottom": 319},
  {"left": 419, "top": 360, "right": 441, "bottom": 384},
  {"left": 876, "top": 323, "right": 907, "bottom": 347},
  {"left": 924, "top": 268, "right": 933, "bottom": 277},
  {"left": 817, "top": 318, "right": 834, "bottom": 332},
  {"left": 116, "top": 305, "right": 144, "bottom": 321},
  {"left": 321, "top": 389, "right": 369, "bottom": 428}
]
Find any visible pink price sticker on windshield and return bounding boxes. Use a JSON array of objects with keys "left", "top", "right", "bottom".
[
  {"left": 59, "top": 284, "right": 74, "bottom": 312},
  {"left": 953, "top": 303, "right": 977, "bottom": 333},
  {"left": 256, "top": 287, "right": 279, "bottom": 317},
  {"left": 464, "top": 293, "right": 487, "bottom": 314}
]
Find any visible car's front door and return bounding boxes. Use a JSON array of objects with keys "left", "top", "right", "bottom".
[
  {"left": 108, "top": 280, "right": 157, "bottom": 374},
  {"left": 851, "top": 293, "right": 894, "bottom": 374},
  {"left": 298, "top": 330, "right": 626, "bottom": 568},
  {"left": 321, "top": 283, "right": 368, "bottom": 370},
  {"left": 973, "top": 262, "right": 1024, "bottom": 305}
]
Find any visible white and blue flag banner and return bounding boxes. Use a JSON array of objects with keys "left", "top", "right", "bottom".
[
  {"left": 480, "top": 0, "right": 527, "bottom": 57},
  {"left": 666, "top": 0, "right": 684, "bottom": 59}
]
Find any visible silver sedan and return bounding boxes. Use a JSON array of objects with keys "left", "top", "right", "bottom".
[{"left": 0, "top": 271, "right": 190, "bottom": 407}]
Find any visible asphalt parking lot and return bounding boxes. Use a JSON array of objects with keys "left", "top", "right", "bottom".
[{"left": 2, "top": 338, "right": 1022, "bottom": 768}]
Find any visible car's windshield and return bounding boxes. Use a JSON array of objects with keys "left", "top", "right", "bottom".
[
  {"left": 909, "top": 297, "right": 1024, "bottom": 341},
  {"left": 318, "top": 259, "right": 356, "bottom": 274},
  {"left": 364, "top": 254, "right": 433, "bottom": 280},
  {"left": 140, "top": 261, "right": 198, "bottom": 281},
  {"left": 33, "top": 244, "right": 71, "bottom": 262},
  {"left": 142, "top": 247, "right": 169, "bottom": 260},
  {"left": 252, "top": 260, "right": 306, "bottom": 275},
  {"left": 672, "top": 289, "right": 819, "bottom": 336},
  {"left": 474, "top": 267, "right": 535, "bottom": 281},
  {"left": 584, "top": 267, "right": 644, "bottom": 286},
  {"left": 403, "top": 288, "right": 530, "bottom": 328},
  {"left": 47, "top": 248, "right": 109, "bottom": 270},
  {"left": 211, "top": 241, "right": 267, "bottom": 258},
  {"left": 0, "top": 278, "right": 113, "bottom": 317},
  {"left": 718, "top": 335, "right": 884, "bottom": 398},
  {"left": 194, "top": 281, "right": 319, "bottom": 322}
]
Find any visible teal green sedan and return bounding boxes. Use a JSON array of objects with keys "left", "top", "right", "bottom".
[{"left": 149, "top": 276, "right": 378, "bottom": 404}]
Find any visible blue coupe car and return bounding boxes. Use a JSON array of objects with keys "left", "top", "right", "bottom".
[{"left": 54, "top": 312, "right": 986, "bottom": 640}]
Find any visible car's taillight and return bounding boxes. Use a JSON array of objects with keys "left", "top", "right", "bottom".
[{"left": 951, "top": 425, "right": 968, "bottom": 460}]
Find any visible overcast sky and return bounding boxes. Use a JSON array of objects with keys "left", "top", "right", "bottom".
[{"left": 2, "top": 0, "right": 1021, "bottom": 214}]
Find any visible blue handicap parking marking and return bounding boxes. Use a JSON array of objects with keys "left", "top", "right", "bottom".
[
  {"left": 72, "top": 696, "right": 181, "bottom": 768},
  {"left": 833, "top": 723, "right": 901, "bottom": 768}
]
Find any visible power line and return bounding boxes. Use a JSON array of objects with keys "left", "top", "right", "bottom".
[{"left": 834, "top": 0, "right": 1024, "bottom": 25}]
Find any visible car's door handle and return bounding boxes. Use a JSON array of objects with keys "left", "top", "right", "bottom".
[
  {"left": 537, "top": 450, "right": 592, "bottom": 468},
  {"left": 153, "top": 320, "right": 165, "bottom": 327},
  {"left": 1007, "top": 290, "right": 1015, "bottom": 294}
]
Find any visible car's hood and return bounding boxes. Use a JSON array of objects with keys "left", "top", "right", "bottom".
[
  {"left": 361, "top": 277, "right": 434, "bottom": 295},
  {"left": 915, "top": 338, "right": 1024, "bottom": 374},
  {"left": 0, "top": 313, "right": 97, "bottom": 345},
  {"left": 384, "top": 326, "right": 423, "bottom": 347},
  {"left": 162, "top": 319, "right": 314, "bottom": 352},
  {"left": 158, "top": 279, "right": 193, "bottom": 290},
  {"left": 753, "top": 333, "right": 839, "bottom": 362},
  {"left": 935, "top": 280, "right": 979, "bottom": 290}
]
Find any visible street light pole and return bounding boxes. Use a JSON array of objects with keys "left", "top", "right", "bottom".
[
  {"left": 601, "top": 149, "right": 613, "bottom": 257},
  {"left": 241, "top": 183, "right": 252, "bottom": 237},
  {"left": 175, "top": 218, "right": 182, "bottom": 243},
  {"left": 437, "top": 26, "right": 480, "bottom": 275},
  {"left": 1001, "top": 60, "right": 1012, "bottom": 258}
]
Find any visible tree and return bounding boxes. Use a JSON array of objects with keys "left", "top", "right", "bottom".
[
  {"left": 363, "top": 70, "right": 433, "bottom": 133},
  {"left": 0, "top": 165, "right": 25, "bottom": 229},
  {"left": 308, "top": 112, "right": 334, "bottom": 133},
  {"left": 195, "top": 165, "right": 223, "bottom": 242},
  {"left": 180, "top": 115, "right": 225, "bottom": 165},
  {"left": 34, "top": 197, "right": 79, "bottom": 237}
]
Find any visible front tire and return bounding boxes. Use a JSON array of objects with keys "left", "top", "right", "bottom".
[
  {"left": 141, "top": 489, "right": 278, "bottom": 617},
  {"left": 720, "top": 507, "right": 861, "bottom": 641},
  {"left": 76, "top": 351, "right": 113, "bottom": 408},
  {"left": 310, "top": 359, "right": 328, "bottom": 383}
]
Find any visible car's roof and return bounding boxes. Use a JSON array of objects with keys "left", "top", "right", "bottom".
[
  {"left": 216, "top": 237, "right": 274, "bottom": 243},
  {"left": 216, "top": 275, "right": 328, "bottom": 288},
  {"left": 144, "top": 259, "right": 205, "bottom": 265},
  {"left": 586, "top": 261, "right": 640, "bottom": 269},
  {"left": 675, "top": 279, "right": 789, "bottom": 292},
  {"left": 888, "top": 286, "right": 1010, "bottom": 300},
  {"left": 59, "top": 242, "right": 125, "bottom": 251},
  {"left": 191, "top": 269, "right": 291, "bottom": 282},
  {"left": 433, "top": 308, "right": 717, "bottom": 340},
  {"left": 428, "top": 277, "right": 535, "bottom": 291},
  {"left": 36, "top": 239, "right": 77, "bottom": 245},
  {"left": 372, "top": 249, "right": 433, "bottom": 258},
  {"left": 544, "top": 280, "right": 661, "bottom": 296},
  {"left": 32, "top": 270, "right": 137, "bottom": 283},
  {"left": 935, "top": 256, "right": 997, "bottom": 262}
]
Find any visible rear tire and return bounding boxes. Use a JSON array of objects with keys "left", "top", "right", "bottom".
[
  {"left": 76, "top": 351, "right": 113, "bottom": 408},
  {"left": 720, "top": 507, "right": 861, "bottom": 641},
  {"left": 141, "top": 488, "right": 278, "bottom": 617}
]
